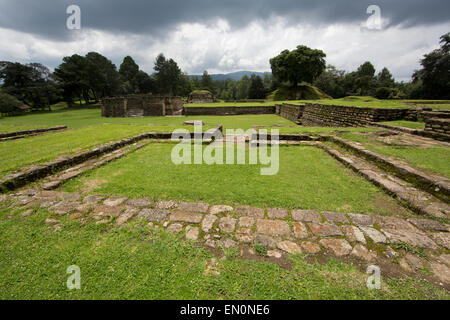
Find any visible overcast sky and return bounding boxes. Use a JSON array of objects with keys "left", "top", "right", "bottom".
[{"left": 0, "top": 0, "right": 449, "bottom": 81}]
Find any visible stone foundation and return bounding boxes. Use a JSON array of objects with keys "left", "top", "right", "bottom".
[
  {"left": 425, "top": 118, "right": 450, "bottom": 137},
  {"left": 278, "top": 104, "right": 304, "bottom": 123},
  {"left": 184, "top": 106, "right": 275, "bottom": 116},
  {"left": 301, "top": 103, "right": 407, "bottom": 127},
  {"left": 102, "top": 94, "right": 183, "bottom": 117}
]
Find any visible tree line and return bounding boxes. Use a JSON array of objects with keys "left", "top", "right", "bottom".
[{"left": 0, "top": 32, "right": 448, "bottom": 115}]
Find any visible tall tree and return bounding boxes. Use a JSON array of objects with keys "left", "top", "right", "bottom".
[
  {"left": 377, "top": 67, "right": 395, "bottom": 88},
  {"left": 270, "top": 45, "right": 326, "bottom": 88},
  {"left": 413, "top": 33, "right": 450, "bottom": 99},
  {"left": 236, "top": 75, "right": 250, "bottom": 100},
  {"left": 85, "top": 52, "right": 121, "bottom": 100},
  {"left": 119, "top": 56, "right": 139, "bottom": 93},
  {"left": 54, "top": 54, "right": 91, "bottom": 106},
  {"left": 354, "top": 61, "right": 376, "bottom": 96},
  {"left": 54, "top": 52, "right": 120, "bottom": 106},
  {"left": 133, "top": 70, "right": 154, "bottom": 94},
  {"left": 248, "top": 74, "right": 266, "bottom": 99},
  {"left": 200, "top": 70, "right": 214, "bottom": 92},
  {"left": 154, "top": 54, "right": 182, "bottom": 95}
]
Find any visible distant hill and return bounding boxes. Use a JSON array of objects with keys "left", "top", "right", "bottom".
[{"left": 190, "top": 71, "right": 271, "bottom": 81}]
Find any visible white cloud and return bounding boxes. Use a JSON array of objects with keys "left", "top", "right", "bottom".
[{"left": 0, "top": 17, "right": 448, "bottom": 82}]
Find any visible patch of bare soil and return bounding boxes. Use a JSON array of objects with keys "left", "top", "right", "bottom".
[
  {"left": 373, "top": 193, "right": 413, "bottom": 217},
  {"left": 83, "top": 178, "right": 107, "bottom": 193}
]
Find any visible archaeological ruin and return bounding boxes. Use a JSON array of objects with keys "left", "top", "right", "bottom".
[
  {"left": 187, "top": 90, "right": 216, "bottom": 103},
  {"left": 102, "top": 94, "right": 184, "bottom": 117}
]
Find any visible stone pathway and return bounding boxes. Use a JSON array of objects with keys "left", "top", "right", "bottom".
[{"left": 2, "top": 189, "right": 449, "bottom": 288}]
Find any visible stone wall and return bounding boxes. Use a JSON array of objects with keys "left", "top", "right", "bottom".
[
  {"left": 102, "top": 94, "right": 183, "bottom": 117},
  {"left": 278, "top": 104, "right": 304, "bottom": 123},
  {"left": 425, "top": 118, "right": 450, "bottom": 137},
  {"left": 184, "top": 106, "right": 275, "bottom": 116},
  {"left": 0, "top": 126, "right": 67, "bottom": 139},
  {"left": 188, "top": 92, "right": 215, "bottom": 103},
  {"left": 420, "top": 111, "right": 450, "bottom": 122},
  {"left": 301, "top": 103, "right": 408, "bottom": 127}
]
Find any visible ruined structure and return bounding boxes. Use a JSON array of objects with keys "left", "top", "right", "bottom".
[
  {"left": 188, "top": 90, "right": 215, "bottom": 103},
  {"left": 102, "top": 94, "right": 183, "bottom": 117}
]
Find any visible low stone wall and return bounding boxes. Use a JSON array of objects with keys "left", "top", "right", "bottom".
[
  {"left": 324, "top": 135, "right": 450, "bottom": 201},
  {"left": 425, "top": 118, "right": 450, "bottom": 137},
  {"left": 278, "top": 104, "right": 304, "bottom": 123},
  {"left": 0, "top": 127, "right": 222, "bottom": 192},
  {"left": 184, "top": 106, "right": 275, "bottom": 116},
  {"left": 102, "top": 94, "right": 183, "bottom": 117},
  {"left": 301, "top": 103, "right": 408, "bottom": 127},
  {"left": 421, "top": 111, "right": 450, "bottom": 122},
  {"left": 0, "top": 126, "right": 67, "bottom": 139},
  {"left": 372, "top": 122, "right": 450, "bottom": 142}
]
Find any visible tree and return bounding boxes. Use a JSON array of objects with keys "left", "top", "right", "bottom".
[
  {"left": 85, "top": 52, "right": 121, "bottom": 100},
  {"left": 0, "top": 92, "right": 23, "bottom": 114},
  {"left": 154, "top": 54, "right": 182, "bottom": 95},
  {"left": 0, "top": 61, "right": 59, "bottom": 110},
  {"left": 176, "top": 73, "right": 194, "bottom": 97},
  {"left": 248, "top": 74, "right": 266, "bottom": 99},
  {"left": 133, "top": 70, "right": 154, "bottom": 94},
  {"left": 413, "top": 33, "right": 450, "bottom": 99},
  {"left": 314, "top": 65, "right": 346, "bottom": 98},
  {"left": 200, "top": 71, "right": 214, "bottom": 93},
  {"left": 54, "top": 54, "right": 92, "bottom": 106},
  {"left": 54, "top": 52, "right": 121, "bottom": 106},
  {"left": 354, "top": 61, "right": 376, "bottom": 96},
  {"left": 236, "top": 75, "right": 250, "bottom": 100},
  {"left": 119, "top": 56, "right": 140, "bottom": 94},
  {"left": 270, "top": 45, "right": 326, "bottom": 88},
  {"left": 377, "top": 67, "right": 395, "bottom": 88},
  {"left": 119, "top": 56, "right": 139, "bottom": 83}
]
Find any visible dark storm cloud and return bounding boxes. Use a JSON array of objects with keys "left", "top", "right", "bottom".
[{"left": 0, "top": 0, "right": 449, "bottom": 40}]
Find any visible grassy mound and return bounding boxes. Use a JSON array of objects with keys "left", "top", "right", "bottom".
[
  {"left": 341, "top": 96, "right": 380, "bottom": 102},
  {"left": 268, "top": 85, "right": 332, "bottom": 101},
  {"left": 190, "top": 89, "right": 213, "bottom": 95}
]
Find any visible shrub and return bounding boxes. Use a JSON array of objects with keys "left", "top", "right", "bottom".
[{"left": 374, "top": 87, "right": 392, "bottom": 99}]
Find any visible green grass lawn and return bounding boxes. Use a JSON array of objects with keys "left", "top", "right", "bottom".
[
  {"left": 0, "top": 124, "right": 53, "bottom": 133},
  {"left": 63, "top": 143, "right": 410, "bottom": 216},
  {"left": 379, "top": 121, "right": 426, "bottom": 129},
  {"left": 0, "top": 124, "right": 212, "bottom": 176},
  {"left": 0, "top": 110, "right": 294, "bottom": 176},
  {"left": 0, "top": 108, "right": 295, "bottom": 130},
  {"left": 0, "top": 206, "right": 447, "bottom": 299},
  {"left": 339, "top": 132, "right": 450, "bottom": 178},
  {"left": 256, "top": 126, "right": 379, "bottom": 135},
  {"left": 187, "top": 97, "right": 412, "bottom": 109}
]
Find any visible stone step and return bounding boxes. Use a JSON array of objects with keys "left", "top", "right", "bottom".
[{"left": 324, "top": 135, "right": 450, "bottom": 202}]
